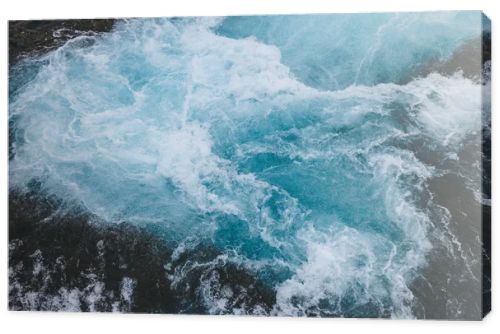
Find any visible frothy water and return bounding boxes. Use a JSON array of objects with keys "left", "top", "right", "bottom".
[{"left": 9, "top": 13, "right": 486, "bottom": 317}]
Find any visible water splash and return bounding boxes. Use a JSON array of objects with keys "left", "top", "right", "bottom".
[{"left": 9, "top": 13, "right": 484, "bottom": 317}]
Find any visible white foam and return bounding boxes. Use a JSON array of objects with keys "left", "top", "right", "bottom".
[
  {"left": 275, "top": 223, "right": 425, "bottom": 318},
  {"left": 9, "top": 17, "right": 484, "bottom": 317},
  {"left": 402, "top": 72, "right": 482, "bottom": 146}
]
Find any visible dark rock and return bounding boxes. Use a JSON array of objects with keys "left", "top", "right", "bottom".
[
  {"left": 9, "top": 19, "right": 116, "bottom": 65},
  {"left": 9, "top": 188, "right": 176, "bottom": 313},
  {"left": 9, "top": 187, "right": 276, "bottom": 314}
]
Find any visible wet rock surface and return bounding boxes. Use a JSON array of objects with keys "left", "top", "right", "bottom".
[
  {"left": 9, "top": 189, "right": 276, "bottom": 314},
  {"left": 9, "top": 19, "right": 116, "bottom": 65}
]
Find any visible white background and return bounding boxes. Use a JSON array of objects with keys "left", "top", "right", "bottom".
[{"left": 1, "top": 0, "right": 499, "bottom": 333}]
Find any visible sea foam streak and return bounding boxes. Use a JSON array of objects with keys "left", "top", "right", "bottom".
[{"left": 9, "top": 14, "right": 483, "bottom": 317}]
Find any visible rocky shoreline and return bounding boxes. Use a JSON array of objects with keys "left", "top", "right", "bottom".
[
  {"left": 9, "top": 189, "right": 276, "bottom": 313},
  {"left": 9, "top": 19, "right": 116, "bottom": 65}
]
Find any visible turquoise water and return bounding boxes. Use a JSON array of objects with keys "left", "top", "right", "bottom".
[{"left": 9, "top": 13, "right": 485, "bottom": 317}]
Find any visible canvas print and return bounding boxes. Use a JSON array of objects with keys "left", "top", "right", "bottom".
[{"left": 8, "top": 11, "right": 491, "bottom": 319}]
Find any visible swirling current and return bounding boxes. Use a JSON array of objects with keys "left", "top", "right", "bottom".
[{"left": 8, "top": 12, "right": 491, "bottom": 319}]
